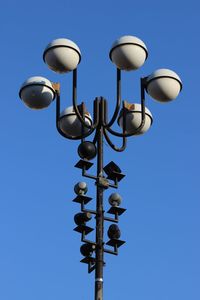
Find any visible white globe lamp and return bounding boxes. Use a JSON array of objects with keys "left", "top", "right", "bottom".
[
  {"left": 19, "top": 76, "right": 55, "bottom": 109},
  {"left": 43, "top": 38, "right": 81, "bottom": 73},
  {"left": 118, "top": 103, "right": 153, "bottom": 135},
  {"left": 59, "top": 106, "right": 92, "bottom": 137},
  {"left": 109, "top": 35, "right": 148, "bottom": 71},
  {"left": 146, "top": 69, "right": 182, "bottom": 102}
]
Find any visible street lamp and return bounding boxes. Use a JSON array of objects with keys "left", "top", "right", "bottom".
[{"left": 19, "top": 35, "right": 182, "bottom": 300}]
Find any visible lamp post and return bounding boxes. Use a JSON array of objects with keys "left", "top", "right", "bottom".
[{"left": 19, "top": 35, "right": 182, "bottom": 300}]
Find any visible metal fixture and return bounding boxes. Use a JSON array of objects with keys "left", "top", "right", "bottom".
[{"left": 19, "top": 35, "right": 182, "bottom": 300}]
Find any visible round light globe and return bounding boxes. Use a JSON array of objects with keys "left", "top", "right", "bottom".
[
  {"left": 118, "top": 103, "right": 153, "bottom": 135},
  {"left": 19, "top": 76, "right": 55, "bottom": 109},
  {"left": 109, "top": 35, "right": 148, "bottom": 71},
  {"left": 59, "top": 106, "right": 92, "bottom": 137},
  {"left": 74, "top": 181, "right": 88, "bottom": 196},
  {"left": 43, "top": 38, "right": 81, "bottom": 73},
  {"left": 146, "top": 69, "right": 182, "bottom": 102},
  {"left": 80, "top": 243, "right": 95, "bottom": 257},
  {"left": 108, "top": 193, "right": 122, "bottom": 207},
  {"left": 78, "top": 141, "right": 97, "bottom": 160},
  {"left": 108, "top": 224, "right": 121, "bottom": 240}
]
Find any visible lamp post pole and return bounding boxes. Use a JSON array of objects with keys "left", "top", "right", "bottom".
[
  {"left": 19, "top": 35, "right": 182, "bottom": 300},
  {"left": 95, "top": 120, "right": 104, "bottom": 300}
]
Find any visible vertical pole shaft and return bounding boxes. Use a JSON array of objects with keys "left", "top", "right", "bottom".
[{"left": 95, "top": 99, "right": 104, "bottom": 300}]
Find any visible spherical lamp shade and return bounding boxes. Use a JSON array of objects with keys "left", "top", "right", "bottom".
[
  {"left": 109, "top": 35, "right": 148, "bottom": 71},
  {"left": 19, "top": 76, "right": 55, "bottom": 109},
  {"left": 78, "top": 141, "right": 97, "bottom": 160},
  {"left": 80, "top": 243, "right": 95, "bottom": 257},
  {"left": 108, "top": 193, "right": 122, "bottom": 207},
  {"left": 146, "top": 69, "right": 182, "bottom": 102},
  {"left": 43, "top": 38, "right": 81, "bottom": 73},
  {"left": 118, "top": 103, "right": 153, "bottom": 135},
  {"left": 108, "top": 224, "right": 121, "bottom": 240},
  {"left": 59, "top": 106, "right": 92, "bottom": 137},
  {"left": 74, "top": 182, "right": 88, "bottom": 196}
]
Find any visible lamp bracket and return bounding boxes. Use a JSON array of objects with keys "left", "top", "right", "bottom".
[{"left": 52, "top": 82, "right": 60, "bottom": 93}]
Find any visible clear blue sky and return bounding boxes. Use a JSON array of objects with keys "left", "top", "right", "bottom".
[{"left": 0, "top": 0, "right": 199, "bottom": 299}]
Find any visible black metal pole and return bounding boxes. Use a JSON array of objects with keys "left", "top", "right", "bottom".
[{"left": 95, "top": 99, "right": 104, "bottom": 300}]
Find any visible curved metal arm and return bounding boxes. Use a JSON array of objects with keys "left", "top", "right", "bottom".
[
  {"left": 56, "top": 91, "right": 95, "bottom": 140},
  {"left": 82, "top": 98, "right": 100, "bottom": 144},
  {"left": 92, "top": 97, "right": 100, "bottom": 129},
  {"left": 103, "top": 128, "right": 127, "bottom": 152},
  {"left": 103, "top": 68, "right": 122, "bottom": 128},
  {"left": 103, "top": 78, "right": 147, "bottom": 137},
  {"left": 92, "top": 130, "right": 98, "bottom": 145},
  {"left": 92, "top": 98, "right": 101, "bottom": 145},
  {"left": 72, "top": 69, "right": 99, "bottom": 130}
]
